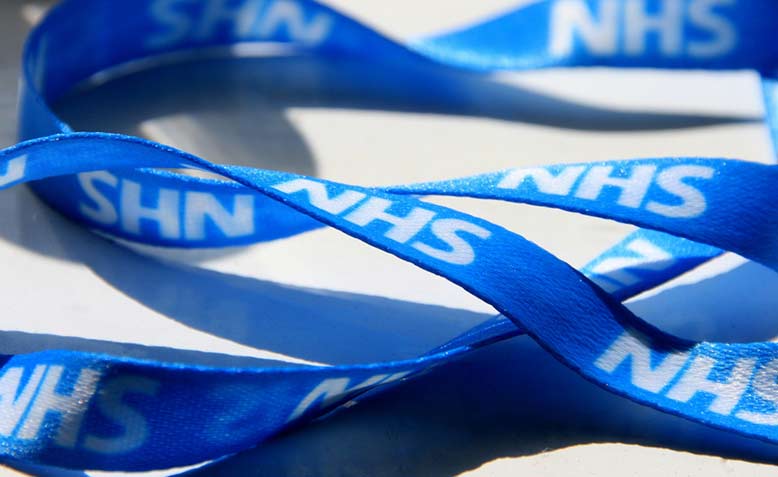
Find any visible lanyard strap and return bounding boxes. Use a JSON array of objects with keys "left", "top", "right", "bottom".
[{"left": 1, "top": 0, "right": 776, "bottom": 470}]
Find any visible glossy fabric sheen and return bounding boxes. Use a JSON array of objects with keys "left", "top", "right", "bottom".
[{"left": 0, "top": 0, "right": 776, "bottom": 470}]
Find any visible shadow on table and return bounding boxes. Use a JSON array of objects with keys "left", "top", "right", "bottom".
[
  {"left": 2, "top": 197, "right": 778, "bottom": 477},
  {"left": 176, "top": 327, "right": 778, "bottom": 477},
  {"left": 3, "top": 45, "right": 761, "bottom": 265},
  {"left": 55, "top": 51, "right": 760, "bottom": 150},
  {"left": 5, "top": 179, "right": 778, "bottom": 476},
  {"left": 0, "top": 47, "right": 774, "bottom": 476},
  {"left": 175, "top": 259, "right": 778, "bottom": 477}
]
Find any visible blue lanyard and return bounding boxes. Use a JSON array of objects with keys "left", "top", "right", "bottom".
[{"left": 1, "top": 0, "right": 777, "bottom": 470}]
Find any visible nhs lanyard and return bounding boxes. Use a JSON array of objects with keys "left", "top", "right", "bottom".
[{"left": 0, "top": 0, "right": 777, "bottom": 471}]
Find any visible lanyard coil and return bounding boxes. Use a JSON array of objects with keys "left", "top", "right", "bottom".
[{"left": 1, "top": 0, "right": 777, "bottom": 470}]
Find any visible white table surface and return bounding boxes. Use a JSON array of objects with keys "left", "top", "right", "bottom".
[{"left": 2, "top": 1, "right": 778, "bottom": 475}]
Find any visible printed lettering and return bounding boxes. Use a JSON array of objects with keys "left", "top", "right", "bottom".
[
  {"left": 0, "top": 156, "right": 28, "bottom": 188},
  {"left": 589, "top": 238, "right": 675, "bottom": 293},
  {"left": 272, "top": 178, "right": 365, "bottom": 214},
  {"left": 272, "top": 179, "right": 492, "bottom": 265},
  {"left": 121, "top": 180, "right": 181, "bottom": 240},
  {"left": 287, "top": 372, "right": 410, "bottom": 423},
  {"left": 666, "top": 355, "right": 756, "bottom": 415},
  {"left": 576, "top": 165, "right": 656, "bottom": 208},
  {"left": 0, "top": 366, "right": 159, "bottom": 454},
  {"left": 550, "top": 0, "right": 737, "bottom": 58},
  {"left": 497, "top": 165, "right": 587, "bottom": 195},
  {"left": 79, "top": 171, "right": 119, "bottom": 225},
  {"left": 184, "top": 192, "right": 255, "bottom": 240},
  {"left": 0, "top": 366, "right": 46, "bottom": 437},
  {"left": 344, "top": 197, "right": 436, "bottom": 243},
  {"left": 148, "top": 0, "right": 332, "bottom": 49},
  {"left": 17, "top": 366, "right": 101, "bottom": 447},
  {"left": 736, "top": 359, "right": 778, "bottom": 425},
  {"left": 498, "top": 164, "right": 714, "bottom": 219},
  {"left": 412, "top": 219, "right": 492, "bottom": 266},
  {"left": 646, "top": 165, "right": 714, "bottom": 218},
  {"left": 83, "top": 376, "right": 160, "bottom": 454},
  {"left": 595, "top": 332, "right": 689, "bottom": 392},
  {"left": 78, "top": 174, "right": 258, "bottom": 241},
  {"left": 625, "top": 0, "right": 684, "bottom": 56},
  {"left": 596, "top": 335, "right": 778, "bottom": 425}
]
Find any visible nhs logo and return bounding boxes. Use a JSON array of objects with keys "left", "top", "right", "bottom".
[
  {"left": 596, "top": 332, "right": 778, "bottom": 427},
  {"left": 0, "top": 365, "right": 158, "bottom": 454},
  {"left": 272, "top": 179, "right": 492, "bottom": 266},
  {"left": 0, "top": 157, "right": 27, "bottom": 189},
  {"left": 148, "top": 0, "right": 332, "bottom": 49},
  {"left": 550, "top": 0, "right": 737, "bottom": 58},
  {"left": 77, "top": 171, "right": 256, "bottom": 242}
]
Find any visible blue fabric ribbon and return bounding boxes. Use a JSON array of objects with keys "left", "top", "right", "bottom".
[{"left": 0, "top": 0, "right": 775, "bottom": 470}]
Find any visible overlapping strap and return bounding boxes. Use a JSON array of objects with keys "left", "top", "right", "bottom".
[{"left": 1, "top": 0, "right": 776, "bottom": 470}]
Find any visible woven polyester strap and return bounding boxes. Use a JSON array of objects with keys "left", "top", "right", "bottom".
[{"left": 0, "top": 0, "right": 776, "bottom": 470}]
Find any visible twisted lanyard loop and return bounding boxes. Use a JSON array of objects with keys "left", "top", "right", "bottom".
[{"left": 0, "top": 0, "right": 776, "bottom": 470}]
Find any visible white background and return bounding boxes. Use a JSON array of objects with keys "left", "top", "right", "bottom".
[{"left": 2, "top": 1, "right": 778, "bottom": 475}]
